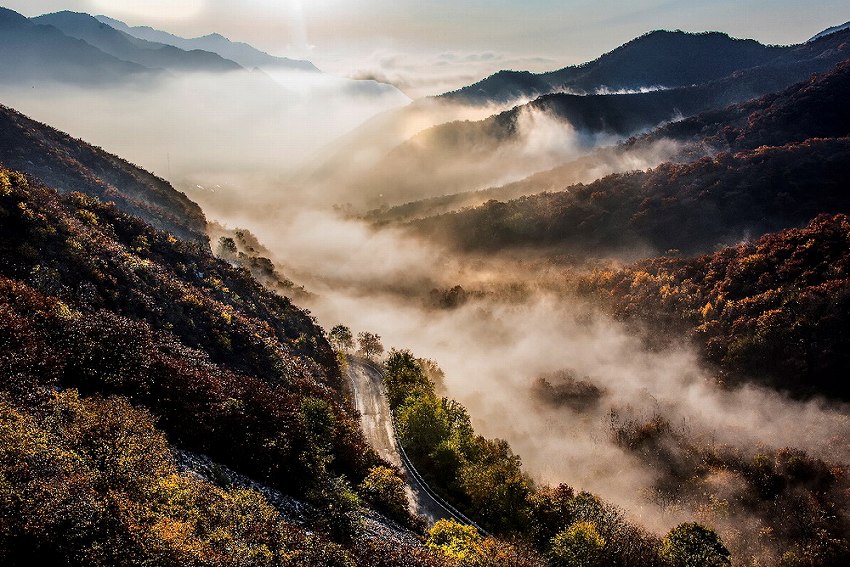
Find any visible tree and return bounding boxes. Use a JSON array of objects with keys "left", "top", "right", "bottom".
[
  {"left": 426, "top": 519, "right": 481, "bottom": 560},
  {"left": 329, "top": 324, "right": 354, "bottom": 353},
  {"left": 396, "top": 394, "right": 451, "bottom": 462},
  {"left": 357, "top": 466, "right": 411, "bottom": 525},
  {"left": 216, "top": 236, "right": 237, "bottom": 257},
  {"left": 383, "top": 349, "right": 432, "bottom": 408},
  {"left": 550, "top": 522, "right": 605, "bottom": 567},
  {"left": 660, "top": 523, "right": 731, "bottom": 567},
  {"left": 357, "top": 331, "right": 384, "bottom": 361}
]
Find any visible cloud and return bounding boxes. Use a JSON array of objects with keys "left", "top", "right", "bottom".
[{"left": 336, "top": 49, "right": 558, "bottom": 98}]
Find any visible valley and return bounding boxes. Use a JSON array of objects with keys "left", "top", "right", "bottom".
[{"left": 1, "top": 2, "right": 850, "bottom": 565}]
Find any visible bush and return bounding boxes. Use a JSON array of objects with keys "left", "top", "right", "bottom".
[{"left": 661, "top": 523, "right": 731, "bottom": 567}]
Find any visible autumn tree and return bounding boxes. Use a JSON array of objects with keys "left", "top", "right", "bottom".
[
  {"left": 357, "top": 465, "right": 411, "bottom": 525},
  {"left": 661, "top": 523, "right": 731, "bottom": 567},
  {"left": 357, "top": 331, "right": 384, "bottom": 361},
  {"left": 550, "top": 522, "right": 605, "bottom": 567},
  {"left": 329, "top": 324, "right": 354, "bottom": 353},
  {"left": 426, "top": 519, "right": 481, "bottom": 560}
]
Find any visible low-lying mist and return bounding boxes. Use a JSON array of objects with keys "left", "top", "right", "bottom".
[
  {"left": 198, "top": 194, "right": 850, "bottom": 546},
  {"left": 0, "top": 69, "right": 409, "bottom": 184},
  {"left": 315, "top": 106, "right": 649, "bottom": 209},
  {"left": 5, "top": 59, "right": 845, "bottom": 561}
]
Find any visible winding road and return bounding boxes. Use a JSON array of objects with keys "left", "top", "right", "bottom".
[{"left": 346, "top": 356, "right": 487, "bottom": 533}]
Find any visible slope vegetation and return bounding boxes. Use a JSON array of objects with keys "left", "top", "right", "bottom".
[
  {"left": 578, "top": 214, "right": 850, "bottom": 400},
  {"left": 0, "top": 103, "right": 207, "bottom": 244},
  {"left": 0, "top": 167, "right": 453, "bottom": 564}
]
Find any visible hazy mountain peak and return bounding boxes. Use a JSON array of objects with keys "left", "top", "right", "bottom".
[
  {"left": 0, "top": 6, "right": 29, "bottom": 26},
  {"left": 809, "top": 20, "right": 850, "bottom": 42},
  {"left": 34, "top": 11, "right": 243, "bottom": 73},
  {"left": 442, "top": 28, "right": 784, "bottom": 104},
  {"left": 93, "top": 14, "right": 319, "bottom": 72},
  {"left": 33, "top": 10, "right": 113, "bottom": 30}
]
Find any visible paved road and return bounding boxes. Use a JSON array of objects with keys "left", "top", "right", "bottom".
[{"left": 346, "top": 357, "right": 455, "bottom": 523}]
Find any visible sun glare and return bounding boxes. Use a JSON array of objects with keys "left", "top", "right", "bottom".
[{"left": 91, "top": 0, "right": 206, "bottom": 21}]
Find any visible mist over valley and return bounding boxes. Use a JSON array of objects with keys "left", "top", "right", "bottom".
[{"left": 1, "top": 3, "right": 850, "bottom": 565}]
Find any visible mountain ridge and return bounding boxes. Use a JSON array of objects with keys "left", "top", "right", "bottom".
[
  {"left": 0, "top": 6, "right": 157, "bottom": 86},
  {"left": 441, "top": 30, "right": 788, "bottom": 105},
  {"left": 407, "top": 58, "right": 850, "bottom": 257},
  {"left": 32, "top": 11, "right": 243, "bottom": 73},
  {"left": 95, "top": 14, "right": 319, "bottom": 72}
]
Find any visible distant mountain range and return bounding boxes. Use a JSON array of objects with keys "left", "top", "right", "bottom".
[
  {"left": 440, "top": 29, "right": 838, "bottom": 106},
  {"left": 330, "top": 29, "right": 850, "bottom": 208},
  {"left": 94, "top": 14, "right": 319, "bottom": 72},
  {"left": 32, "top": 11, "right": 242, "bottom": 74},
  {"left": 0, "top": 6, "right": 319, "bottom": 86},
  {"left": 0, "top": 7, "right": 156, "bottom": 86}
]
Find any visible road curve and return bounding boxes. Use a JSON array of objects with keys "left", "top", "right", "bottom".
[{"left": 346, "top": 356, "right": 468, "bottom": 525}]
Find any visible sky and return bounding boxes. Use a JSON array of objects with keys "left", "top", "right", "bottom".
[{"left": 6, "top": 0, "right": 850, "bottom": 95}]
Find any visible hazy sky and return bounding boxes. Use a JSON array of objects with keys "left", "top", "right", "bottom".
[{"left": 6, "top": 0, "right": 850, "bottom": 95}]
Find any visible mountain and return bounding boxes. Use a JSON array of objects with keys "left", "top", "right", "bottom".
[
  {"left": 809, "top": 20, "right": 850, "bottom": 42},
  {"left": 355, "top": 31, "right": 850, "bottom": 214},
  {"left": 95, "top": 14, "right": 319, "bottom": 72},
  {"left": 649, "top": 58, "right": 850, "bottom": 152},
  {"left": 442, "top": 30, "right": 787, "bottom": 105},
  {"left": 0, "top": 7, "right": 156, "bottom": 86},
  {"left": 412, "top": 137, "right": 850, "bottom": 256},
  {"left": 0, "top": 103, "right": 207, "bottom": 243},
  {"left": 32, "top": 11, "right": 242, "bottom": 73},
  {"left": 408, "top": 59, "right": 850, "bottom": 257},
  {"left": 313, "top": 29, "right": 850, "bottom": 210}
]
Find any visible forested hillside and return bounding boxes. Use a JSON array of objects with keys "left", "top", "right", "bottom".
[
  {"left": 412, "top": 137, "right": 850, "bottom": 256},
  {"left": 0, "top": 167, "right": 443, "bottom": 565},
  {"left": 410, "top": 59, "right": 850, "bottom": 257},
  {"left": 0, "top": 103, "right": 207, "bottom": 244},
  {"left": 577, "top": 214, "right": 850, "bottom": 399}
]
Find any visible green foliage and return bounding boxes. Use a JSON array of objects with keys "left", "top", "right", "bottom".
[
  {"left": 384, "top": 349, "right": 434, "bottom": 408},
  {"left": 384, "top": 350, "right": 538, "bottom": 536},
  {"left": 661, "top": 523, "right": 731, "bottom": 567},
  {"left": 550, "top": 522, "right": 605, "bottom": 567},
  {"left": 459, "top": 437, "right": 532, "bottom": 532},
  {"left": 397, "top": 394, "right": 451, "bottom": 461}
]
